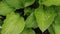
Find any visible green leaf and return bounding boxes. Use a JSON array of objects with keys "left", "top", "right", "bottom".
[
  {"left": 41, "top": 0, "right": 60, "bottom": 6},
  {"left": 25, "top": 12, "right": 38, "bottom": 28},
  {"left": 35, "top": 7, "right": 56, "bottom": 32},
  {"left": 20, "top": 28, "right": 35, "bottom": 34},
  {"left": 4, "top": 0, "right": 35, "bottom": 9},
  {"left": 24, "top": 7, "right": 35, "bottom": 16},
  {"left": 48, "top": 25, "right": 55, "bottom": 34},
  {"left": 53, "top": 12, "right": 60, "bottom": 34},
  {"left": 24, "top": 0, "right": 35, "bottom": 7},
  {"left": 53, "top": 24, "right": 60, "bottom": 34},
  {"left": 3, "top": 0, "right": 24, "bottom": 9},
  {"left": 1, "top": 12, "right": 25, "bottom": 34},
  {"left": 24, "top": 7, "right": 38, "bottom": 28},
  {"left": 0, "top": 2, "right": 14, "bottom": 16}
]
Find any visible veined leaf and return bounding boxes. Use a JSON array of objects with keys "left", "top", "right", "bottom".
[
  {"left": 35, "top": 7, "right": 56, "bottom": 32},
  {"left": 1, "top": 12, "right": 25, "bottom": 34}
]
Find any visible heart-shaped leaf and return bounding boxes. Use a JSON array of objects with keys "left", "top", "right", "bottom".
[{"left": 35, "top": 7, "right": 56, "bottom": 32}]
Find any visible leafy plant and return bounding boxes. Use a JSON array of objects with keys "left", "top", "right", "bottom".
[{"left": 0, "top": 0, "right": 60, "bottom": 34}]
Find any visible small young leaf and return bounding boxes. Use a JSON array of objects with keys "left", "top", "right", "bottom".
[
  {"left": 24, "top": 0, "right": 35, "bottom": 7},
  {"left": 4, "top": 0, "right": 35, "bottom": 9}
]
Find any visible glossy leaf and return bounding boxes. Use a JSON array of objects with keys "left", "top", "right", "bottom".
[
  {"left": 35, "top": 7, "right": 56, "bottom": 32},
  {"left": 1, "top": 12, "right": 25, "bottom": 34}
]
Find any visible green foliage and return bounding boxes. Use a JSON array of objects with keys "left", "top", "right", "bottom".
[
  {"left": 20, "top": 28, "right": 35, "bottom": 34},
  {"left": 35, "top": 7, "right": 56, "bottom": 32},
  {"left": 0, "top": 2, "right": 14, "bottom": 16},
  {"left": 0, "top": 0, "right": 60, "bottom": 34},
  {"left": 3, "top": 0, "right": 35, "bottom": 9},
  {"left": 48, "top": 25, "right": 55, "bottom": 34},
  {"left": 24, "top": 8, "right": 38, "bottom": 28},
  {"left": 41, "top": 0, "right": 60, "bottom": 6},
  {"left": 25, "top": 13, "right": 38, "bottom": 28},
  {"left": 1, "top": 12, "right": 25, "bottom": 34}
]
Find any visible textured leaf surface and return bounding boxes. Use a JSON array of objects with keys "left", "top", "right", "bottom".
[
  {"left": 35, "top": 7, "right": 56, "bottom": 32},
  {"left": 1, "top": 12, "right": 25, "bottom": 34},
  {"left": 0, "top": 2, "right": 14, "bottom": 16},
  {"left": 20, "top": 28, "right": 35, "bottom": 34}
]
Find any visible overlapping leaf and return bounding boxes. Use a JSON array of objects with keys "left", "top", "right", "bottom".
[
  {"left": 20, "top": 28, "right": 35, "bottom": 34},
  {"left": 1, "top": 12, "right": 25, "bottom": 34},
  {"left": 24, "top": 8, "right": 38, "bottom": 28},
  {"left": 52, "top": 10, "right": 60, "bottom": 34},
  {"left": 40, "top": 0, "right": 60, "bottom": 6},
  {"left": 4, "top": 0, "right": 35, "bottom": 9},
  {"left": 48, "top": 25, "right": 55, "bottom": 34},
  {"left": 25, "top": 13, "right": 38, "bottom": 28},
  {"left": 35, "top": 7, "right": 56, "bottom": 32},
  {"left": 0, "top": 2, "right": 14, "bottom": 16}
]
